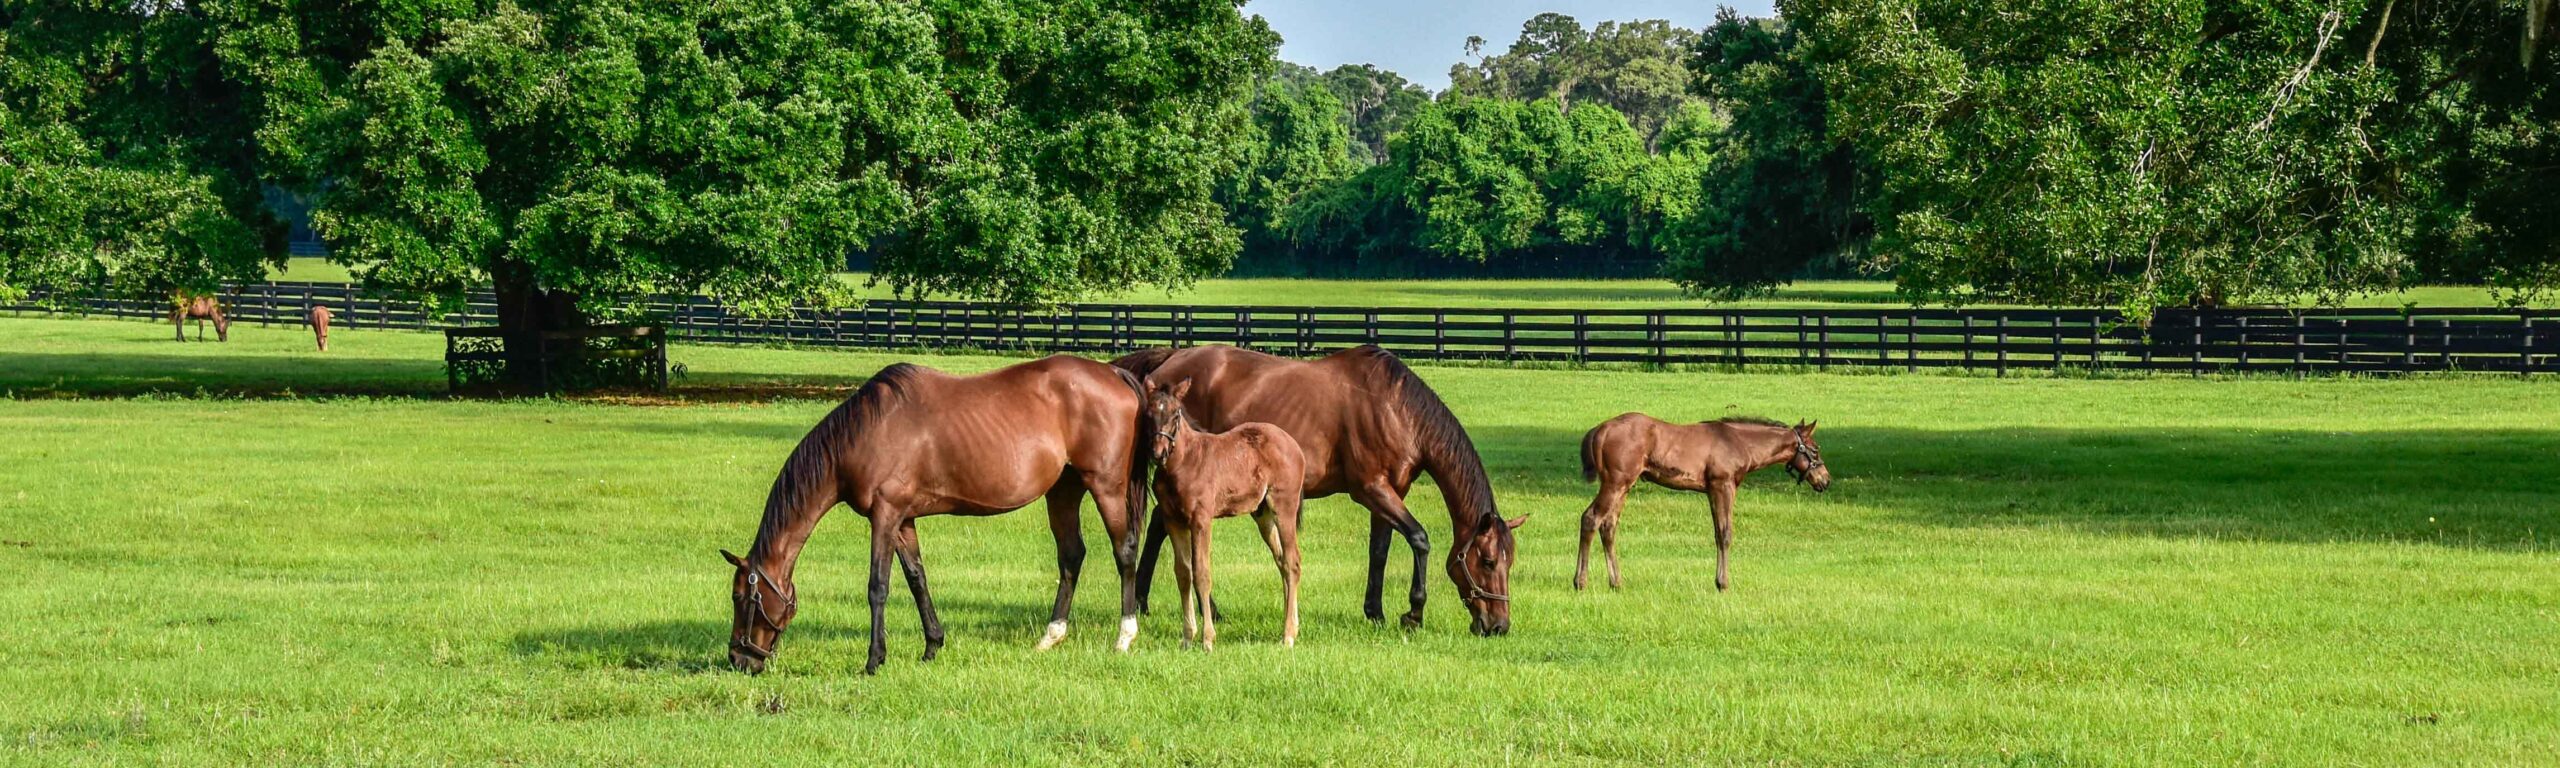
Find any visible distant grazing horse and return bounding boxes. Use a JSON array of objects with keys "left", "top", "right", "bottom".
[
  {"left": 723, "top": 356, "right": 1150, "bottom": 674},
  {"left": 1143, "top": 378, "right": 1306, "bottom": 649},
  {"left": 1115, "top": 345, "right": 1524, "bottom": 636},
  {"left": 170, "top": 294, "right": 229, "bottom": 342},
  {"left": 1577, "top": 414, "right": 1829, "bottom": 593},
  {"left": 307, "top": 304, "right": 333, "bottom": 351}
]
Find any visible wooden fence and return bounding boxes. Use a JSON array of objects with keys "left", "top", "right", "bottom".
[{"left": 14, "top": 281, "right": 2559, "bottom": 374}]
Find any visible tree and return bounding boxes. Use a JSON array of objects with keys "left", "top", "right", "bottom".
[
  {"left": 1796, "top": 0, "right": 2423, "bottom": 311},
  {"left": 0, "top": 2, "right": 274, "bottom": 304},
  {"left": 2367, "top": 0, "right": 2560, "bottom": 304},
  {"left": 1225, "top": 65, "right": 1362, "bottom": 267},
  {"left": 1316, "top": 64, "right": 1430, "bottom": 164},
  {"left": 218, "top": 0, "right": 1274, "bottom": 384},
  {"left": 1659, "top": 8, "right": 1869, "bottom": 300},
  {"left": 1449, "top": 14, "right": 1702, "bottom": 145}
]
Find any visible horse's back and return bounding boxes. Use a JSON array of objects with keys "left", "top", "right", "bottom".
[{"left": 837, "top": 356, "right": 1136, "bottom": 514}]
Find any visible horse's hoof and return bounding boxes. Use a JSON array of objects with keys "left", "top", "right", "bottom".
[
  {"left": 1114, "top": 616, "right": 1138, "bottom": 652},
  {"left": 1399, "top": 614, "right": 1423, "bottom": 631},
  {"left": 1033, "top": 620, "right": 1070, "bottom": 651}
]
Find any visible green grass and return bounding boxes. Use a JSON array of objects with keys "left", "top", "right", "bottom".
[
  {"left": 266, "top": 257, "right": 2536, "bottom": 310},
  {"left": 5, "top": 314, "right": 2557, "bottom": 765}
]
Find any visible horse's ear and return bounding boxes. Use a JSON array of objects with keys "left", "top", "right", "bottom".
[
  {"left": 1171, "top": 378, "right": 1192, "bottom": 399},
  {"left": 1504, "top": 514, "right": 1529, "bottom": 531},
  {"left": 720, "top": 549, "right": 746, "bottom": 568},
  {"left": 1803, "top": 420, "right": 1818, "bottom": 435}
]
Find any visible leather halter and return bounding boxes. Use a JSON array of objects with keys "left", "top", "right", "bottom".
[
  {"left": 729, "top": 559, "right": 794, "bottom": 661},
  {"left": 1786, "top": 431, "right": 1824, "bottom": 484}
]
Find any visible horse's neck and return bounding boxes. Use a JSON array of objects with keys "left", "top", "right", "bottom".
[
  {"left": 748, "top": 492, "right": 833, "bottom": 585},
  {"left": 1735, "top": 426, "right": 1797, "bottom": 472}
]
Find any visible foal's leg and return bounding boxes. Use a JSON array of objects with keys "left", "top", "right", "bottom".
[
  {"left": 1355, "top": 486, "right": 1431, "bottom": 630},
  {"left": 1576, "top": 497, "right": 1601, "bottom": 591},
  {"left": 1036, "top": 481, "right": 1087, "bottom": 651},
  {"left": 1708, "top": 481, "right": 1737, "bottom": 592},
  {"left": 1168, "top": 522, "right": 1197, "bottom": 648},
  {"left": 1189, "top": 513, "right": 1216, "bottom": 651},
  {"left": 1255, "top": 490, "right": 1303, "bottom": 647},
  {"left": 893, "top": 520, "right": 944, "bottom": 661}
]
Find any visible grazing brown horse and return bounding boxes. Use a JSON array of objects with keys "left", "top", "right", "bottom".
[
  {"left": 1115, "top": 345, "right": 1524, "bottom": 636},
  {"left": 307, "top": 304, "right": 333, "bottom": 351},
  {"left": 1143, "top": 379, "right": 1307, "bottom": 649},
  {"left": 170, "top": 294, "right": 229, "bottom": 342},
  {"left": 723, "top": 356, "right": 1150, "bottom": 675},
  {"left": 1576, "top": 414, "right": 1829, "bottom": 593}
]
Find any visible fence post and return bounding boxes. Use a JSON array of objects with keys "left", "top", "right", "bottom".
[
  {"left": 2236, "top": 315, "right": 2252, "bottom": 370},
  {"left": 1960, "top": 315, "right": 1975, "bottom": 370},
  {"left": 1815, "top": 315, "right": 1830, "bottom": 370},
  {"left": 1574, "top": 313, "right": 1588, "bottom": 363},
  {"left": 2402, "top": 314, "right": 2416, "bottom": 370},
  {"left": 1434, "top": 312, "right": 1446, "bottom": 359},
  {"left": 1502, "top": 313, "right": 1516, "bottom": 360},
  {"left": 2190, "top": 313, "right": 2205, "bottom": 375},
  {"left": 2304, "top": 312, "right": 2324, "bottom": 378},
  {"left": 2524, "top": 315, "right": 2537, "bottom": 373},
  {"left": 1994, "top": 316, "right": 2008, "bottom": 377}
]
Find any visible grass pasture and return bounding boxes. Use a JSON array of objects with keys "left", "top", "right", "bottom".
[{"left": 3, "top": 314, "right": 2557, "bottom": 765}]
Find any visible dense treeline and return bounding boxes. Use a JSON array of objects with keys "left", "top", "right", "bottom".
[
  {"left": 1228, "top": 3, "right": 2559, "bottom": 307},
  {"left": 3, "top": 1, "right": 2556, "bottom": 324}
]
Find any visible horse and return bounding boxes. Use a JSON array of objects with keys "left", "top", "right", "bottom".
[
  {"left": 170, "top": 294, "right": 229, "bottom": 342},
  {"left": 1575, "top": 414, "right": 1829, "bottom": 593},
  {"left": 307, "top": 304, "right": 333, "bottom": 351},
  {"left": 723, "top": 355, "right": 1151, "bottom": 675},
  {"left": 1114, "top": 344, "right": 1524, "bottom": 637},
  {"left": 1143, "top": 378, "right": 1306, "bottom": 649}
]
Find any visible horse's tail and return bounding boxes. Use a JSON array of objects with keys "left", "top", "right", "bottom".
[
  {"left": 1580, "top": 423, "right": 1601, "bottom": 483},
  {"left": 1108, "top": 363, "right": 1153, "bottom": 551}
]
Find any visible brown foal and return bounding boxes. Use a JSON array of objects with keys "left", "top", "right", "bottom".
[
  {"left": 1144, "top": 379, "right": 1307, "bottom": 649},
  {"left": 1576, "top": 414, "right": 1829, "bottom": 592}
]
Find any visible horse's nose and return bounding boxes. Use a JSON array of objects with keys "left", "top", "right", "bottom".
[
  {"left": 1489, "top": 619, "right": 1510, "bottom": 636},
  {"left": 730, "top": 652, "right": 766, "bottom": 675}
]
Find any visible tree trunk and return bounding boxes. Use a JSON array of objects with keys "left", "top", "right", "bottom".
[{"left": 489, "top": 260, "right": 586, "bottom": 392}]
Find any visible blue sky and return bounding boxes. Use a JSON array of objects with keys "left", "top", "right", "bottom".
[{"left": 1251, "top": 1, "right": 1779, "bottom": 91}]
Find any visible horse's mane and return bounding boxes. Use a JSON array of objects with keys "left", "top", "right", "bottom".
[
  {"left": 1334, "top": 346, "right": 1500, "bottom": 532},
  {"left": 1705, "top": 415, "right": 1788, "bottom": 428},
  {"left": 750, "top": 363, "right": 926, "bottom": 558}
]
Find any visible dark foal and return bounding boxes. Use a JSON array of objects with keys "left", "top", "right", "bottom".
[
  {"left": 1576, "top": 415, "right": 1829, "bottom": 592},
  {"left": 1144, "top": 379, "right": 1306, "bottom": 649}
]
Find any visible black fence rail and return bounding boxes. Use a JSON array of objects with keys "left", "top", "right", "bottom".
[{"left": 14, "top": 281, "right": 2559, "bottom": 375}]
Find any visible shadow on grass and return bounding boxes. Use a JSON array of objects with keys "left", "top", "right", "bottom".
[
  {"left": 1469, "top": 424, "right": 2560, "bottom": 551},
  {"left": 0, "top": 351, "right": 870, "bottom": 404},
  {"left": 0, "top": 352, "right": 446, "bottom": 398},
  {"left": 511, "top": 594, "right": 1064, "bottom": 672}
]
